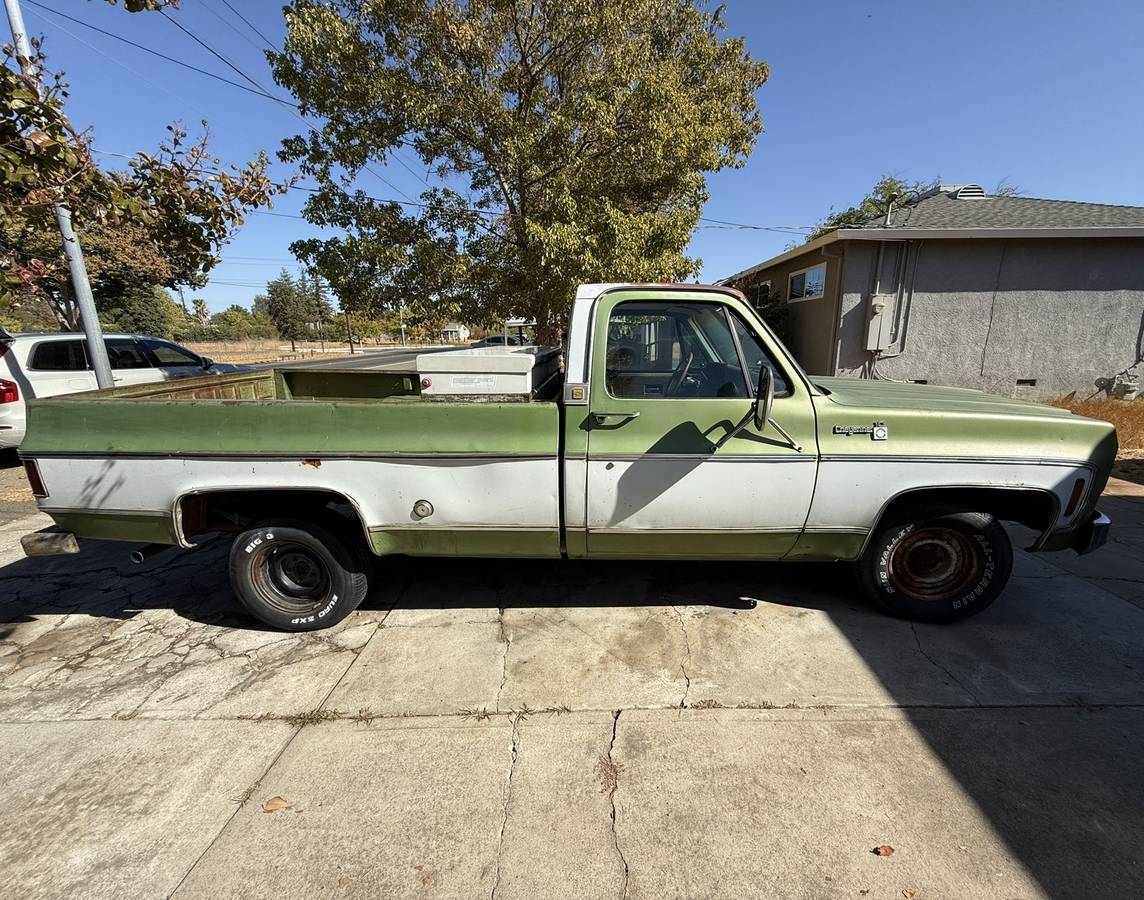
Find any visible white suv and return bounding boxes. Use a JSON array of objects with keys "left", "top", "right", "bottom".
[{"left": 0, "top": 329, "right": 248, "bottom": 450}]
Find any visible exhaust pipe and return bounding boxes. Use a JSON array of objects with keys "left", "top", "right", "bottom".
[{"left": 130, "top": 543, "right": 168, "bottom": 564}]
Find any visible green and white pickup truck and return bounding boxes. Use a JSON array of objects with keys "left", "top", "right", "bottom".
[{"left": 19, "top": 283, "right": 1115, "bottom": 630}]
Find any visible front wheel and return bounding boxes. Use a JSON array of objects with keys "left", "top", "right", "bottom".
[
  {"left": 857, "top": 512, "right": 1013, "bottom": 623},
  {"left": 228, "top": 519, "right": 371, "bottom": 631}
]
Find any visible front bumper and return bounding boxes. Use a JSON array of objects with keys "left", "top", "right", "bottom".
[
  {"left": 1074, "top": 510, "right": 1111, "bottom": 555},
  {"left": 1033, "top": 509, "right": 1110, "bottom": 555}
]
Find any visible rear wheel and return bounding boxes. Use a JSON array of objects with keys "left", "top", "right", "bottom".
[
  {"left": 228, "top": 519, "right": 371, "bottom": 631},
  {"left": 858, "top": 512, "right": 1012, "bottom": 623}
]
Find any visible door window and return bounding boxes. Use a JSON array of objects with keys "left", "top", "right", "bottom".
[
  {"left": 28, "top": 340, "right": 89, "bottom": 371},
  {"left": 142, "top": 339, "right": 203, "bottom": 367},
  {"left": 105, "top": 338, "right": 153, "bottom": 370},
  {"left": 606, "top": 302, "right": 752, "bottom": 400},
  {"left": 729, "top": 312, "right": 790, "bottom": 396}
]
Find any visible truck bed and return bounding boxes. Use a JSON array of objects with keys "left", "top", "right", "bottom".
[{"left": 20, "top": 368, "right": 563, "bottom": 556}]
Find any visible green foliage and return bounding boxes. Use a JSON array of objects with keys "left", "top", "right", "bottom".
[
  {"left": 805, "top": 175, "right": 939, "bottom": 241},
  {"left": 262, "top": 269, "right": 310, "bottom": 347},
  {"left": 96, "top": 283, "right": 185, "bottom": 339},
  {"left": 185, "top": 304, "right": 277, "bottom": 341},
  {"left": 1, "top": 38, "right": 288, "bottom": 328},
  {"left": 270, "top": 0, "right": 769, "bottom": 339}
]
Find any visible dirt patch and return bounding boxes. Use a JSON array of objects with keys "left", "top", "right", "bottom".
[{"left": 1049, "top": 397, "right": 1144, "bottom": 450}]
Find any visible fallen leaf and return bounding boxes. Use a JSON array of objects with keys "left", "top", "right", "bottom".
[
  {"left": 903, "top": 891, "right": 916, "bottom": 899},
  {"left": 872, "top": 845, "right": 895, "bottom": 857},
  {"left": 421, "top": 877, "right": 432, "bottom": 886},
  {"left": 860, "top": 892, "right": 870, "bottom": 897},
  {"left": 262, "top": 796, "right": 290, "bottom": 813},
  {"left": 414, "top": 865, "right": 424, "bottom": 871},
  {"left": 338, "top": 877, "right": 350, "bottom": 887}
]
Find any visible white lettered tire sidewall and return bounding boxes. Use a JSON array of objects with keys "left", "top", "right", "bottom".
[
  {"left": 859, "top": 512, "right": 1013, "bottom": 623},
  {"left": 228, "top": 519, "right": 370, "bottom": 631}
]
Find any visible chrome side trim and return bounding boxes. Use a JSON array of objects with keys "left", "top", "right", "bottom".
[
  {"left": 39, "top": 506, "right": 169, "bottom": 518},
  {"left": 27, "top": 455, "right": 558, "bottom": 462},
  {"left": 586, "top": 526, "right": 798, "bottom": 534},
  {"left": 593, "top": 453, "right": 816, "bottom": 463},
  {"left": 368, "top": 524, "right": 556, "bottom": 533},
  {"left": 818, "top": 454, "right": 1096, "bottom": 469}
]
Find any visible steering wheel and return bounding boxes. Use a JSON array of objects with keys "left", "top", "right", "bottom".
[{"left": 665, "top": 351, "right": 694, "bottom": 396}]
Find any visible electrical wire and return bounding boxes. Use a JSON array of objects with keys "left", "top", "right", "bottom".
[
  {"left": 23, "top": 0, "right": 298, "bottom": 106},
  {"left": 217, "top": 0, "right": 278, "bottom": 51},
  {"left": 201, "top": 0, "right": 266, "bottom": 54},
  {"left": 159, "top": 7, "right": 282, "bottom": 100}
]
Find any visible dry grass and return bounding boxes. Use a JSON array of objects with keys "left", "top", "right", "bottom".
[
  {"left": 184, "top": 339, "right": 364, "bottom": 365},
  {"left": 1048, "top": 396, "right": 1144, "bottom": 451}
]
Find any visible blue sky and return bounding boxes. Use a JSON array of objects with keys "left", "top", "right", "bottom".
[{"left": 19, "top": 0, "right": 1144, "bottom": 313}]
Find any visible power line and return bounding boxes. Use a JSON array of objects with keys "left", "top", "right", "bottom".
[
  {"left": 24, "top": 4, "right": 209, "bottom": 118},
  {"left": 201, "top": 0, "right": 265, "bottom": 54},
  {"left": 24, "top": 0, "right": 297, "bottom": 106},
  {"left": 159, "top": 7, "right": 283, "bottom": 100},
  {"left": 216, "top": 0, "right": 278, "bottom": 51},
  {"left": 698, "top": 216, "right": 813, "bottom": 234}
]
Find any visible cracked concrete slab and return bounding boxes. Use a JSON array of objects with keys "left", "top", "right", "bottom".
[
  {"left": 493, "top": 710, "right": 625, "bottom": 899},
  {"left": 172, "top": 717, "right": 512, "bottom": 899},
  {"left": 327, "top": 618, "right": 505, "bottom": 716},
  {"left": 0, "top": 719, "right": 293, "bottom": 899}
]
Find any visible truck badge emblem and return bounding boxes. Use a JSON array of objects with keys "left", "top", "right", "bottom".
[{"left": 833, "top": 421, "right": 888, "bottom": 440}]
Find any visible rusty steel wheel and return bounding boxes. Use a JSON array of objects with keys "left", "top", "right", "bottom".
[
  {"left": 887, "top": 526, "right": 983, "bottom": 601},
  {"left": 858, "top": 512, "right": 1013, "bottom": 623}
]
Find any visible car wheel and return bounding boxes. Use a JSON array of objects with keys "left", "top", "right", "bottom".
[
  {"left": 858, "top": 512, "right": 1013, "bottom": 623},
  {"left": 228, "top": 519, "right": 371, "bottom": 631}
]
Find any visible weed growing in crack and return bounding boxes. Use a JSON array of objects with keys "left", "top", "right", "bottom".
[
  {"left": 350, "top": 708, "right": 378, "bottom": 724},
  {"left": 541, "top": 704, "right": 572, "bottom": 716},
  {"left": 595, "top": 754, "right": 623, "bottom": 801},
  {"left": 461, "top": 706, "right": 492, "bottom": 721},
  {"left": 688, "top": 698, "right": 724, "bottom": 709}
]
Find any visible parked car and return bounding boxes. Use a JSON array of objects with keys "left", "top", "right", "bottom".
[
  {"left": 471, "top": 334, "right": 523, "bottom": 347},
  {"left": 0, "top": 328, "right": 248, "bottom": 449},
  {"left": 19, "top": 283, "right": 1114, "bottom": 631}
]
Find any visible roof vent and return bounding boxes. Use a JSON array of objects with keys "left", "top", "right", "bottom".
[{"left": 952, "top": 184, "right": 987, "bottom": 200}]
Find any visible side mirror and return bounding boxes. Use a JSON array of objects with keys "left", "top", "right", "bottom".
[
  {"left": 753, "top": 364, "right": 773, "bottom": 432},
  {"left": 200, "top": 356, "right": 214, "bottom": 369}
]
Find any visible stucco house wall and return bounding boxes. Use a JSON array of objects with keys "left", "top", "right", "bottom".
[{"left": 833, "top": 237, "right": 1144, "bottom": 397}]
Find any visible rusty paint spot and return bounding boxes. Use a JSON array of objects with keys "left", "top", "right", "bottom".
[{"left": 302, "top": 458, "right": 322, "bottom": 468}]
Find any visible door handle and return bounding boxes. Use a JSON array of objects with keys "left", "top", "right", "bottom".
[{"left": 591, "top": 410, "right": 640, "bottom": 424}]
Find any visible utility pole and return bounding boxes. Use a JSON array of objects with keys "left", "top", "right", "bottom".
[
  {"left": 399, "top": 300, "right": 406, "bottom": 347},
  {"left": 5, "top": 0, "right": 113, "bottom": 389}
]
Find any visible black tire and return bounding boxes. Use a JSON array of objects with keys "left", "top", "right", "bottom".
[
  {"left": 228, "top": 519, "right": 371, "bottom": 631},
  {"left": 857, "top": 511, "right": 1013, "bottom": 623}
]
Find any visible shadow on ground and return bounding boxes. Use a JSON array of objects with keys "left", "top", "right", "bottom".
[{"left": 0, "top": 536, "right": 1141, "bottom": 895}]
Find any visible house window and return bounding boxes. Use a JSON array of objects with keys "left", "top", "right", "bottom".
[{"left": 788, "top": 263, "right": 826, "bottom": 302}]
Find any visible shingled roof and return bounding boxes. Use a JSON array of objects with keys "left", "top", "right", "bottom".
[{"left": 865, "top": 185, "right": 1144, "bottom": 230}]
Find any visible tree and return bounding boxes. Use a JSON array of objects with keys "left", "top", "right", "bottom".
[
  {"left": 97, "top": 283, "right": 184, "bottom": 338},
  {"left": 804, "top": 175, "right": 940, "bottom": 242},
  {"left": 262, "top": 269, "right": 309, "bottom": 351},
  {"left": 1, "top": 8, "right": 289, "bottom": 329},
  {"left": 190, "top": 297, "right": 210, "bottom": 325},
  {"left": 270, "top": 0, "right": 769, "bottom": 340}
]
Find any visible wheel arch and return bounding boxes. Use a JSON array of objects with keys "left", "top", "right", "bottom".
[
  {"left": 175, "top": 486, "right": 372, "bottom": 552},
  {"left": 860, "top": 484, "right": 1060, "bottom": 558}
]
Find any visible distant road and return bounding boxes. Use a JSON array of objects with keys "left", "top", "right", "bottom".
[{"left": 260, "top": 345, "right": 454, "bottom": 372}]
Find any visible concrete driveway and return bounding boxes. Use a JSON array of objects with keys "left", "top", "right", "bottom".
[{"left": 0, "top": 479, "right": 1140, "bottom": 899}]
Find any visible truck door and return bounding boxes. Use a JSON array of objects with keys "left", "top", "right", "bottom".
[{"left": 584, "top": 290, "right": 818, "bottom": 559}]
